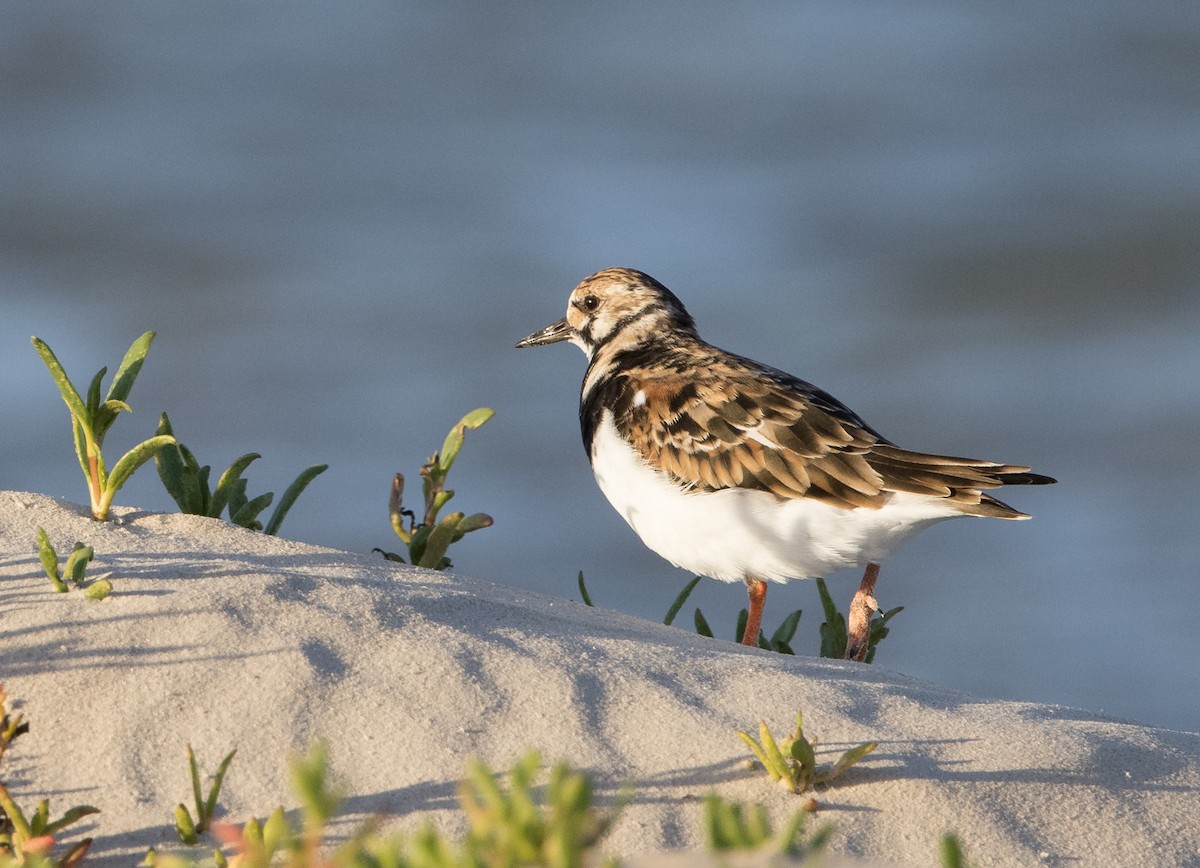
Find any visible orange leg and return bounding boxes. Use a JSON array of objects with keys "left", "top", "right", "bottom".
[
  {"left": 844, "top": 562, "right": 880, "bottom": 662},
  {"left": 742, "top": 578, "right": 767, "bottom": 647}
]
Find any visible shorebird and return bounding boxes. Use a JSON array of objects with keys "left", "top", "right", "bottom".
[{"left": 517, "top": 267, "right": 1054, "bottom": 659}]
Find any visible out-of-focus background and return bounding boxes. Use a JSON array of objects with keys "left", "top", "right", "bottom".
[{"left": 2, "top": 4, "right": 1197, "bottom": 731}]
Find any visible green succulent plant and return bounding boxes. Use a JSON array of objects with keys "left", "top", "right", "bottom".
[
  {"left": 738, "top": 711, "right": 877, "bottom": 795},
  {"left": 0, "top": 686, "right": 99, "bottom": 868},
  {"left": 376, "top": 408, "right": 494, "bottom": 570},
  {"left": 34, "top": 528, "right": 110, "bottom": 600},
  {"left": 154, "top": 413, "right": 326, "bottom": 535},
  {"left": 32, "top": 332, "right": 175, "bottom": 521}
]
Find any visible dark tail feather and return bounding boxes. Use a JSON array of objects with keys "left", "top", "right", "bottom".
[{"left": 998, "top": 471, "right": 1056, "bottom": 486}]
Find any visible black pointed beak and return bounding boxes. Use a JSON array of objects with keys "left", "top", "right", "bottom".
[{"left": 515, "top": 317, "right": 572, "bottom": 348}]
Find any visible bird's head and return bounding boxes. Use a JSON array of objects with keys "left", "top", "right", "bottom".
[{"left": 515, "top": 267, "right": 696, "bottom": 357}]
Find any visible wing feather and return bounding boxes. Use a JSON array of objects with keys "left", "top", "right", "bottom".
[{"left": 595, "top": 345, "right": 1052, "bottom": 516}]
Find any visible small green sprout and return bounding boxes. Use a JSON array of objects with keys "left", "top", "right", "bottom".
[
  {"left": 815, "top": 577, "right": 902, "bottom": 663},
  {"left": 702, "top": 793, "right": 832, "bottom": 859},
  {"left": 150, "top": 743, "right": 347, "bottom": 868},
  {"left": 33, "top": 528, "right": 110, "bottom": 600},
  {"left": 0, "top": 686, "right": 99, "bottom": 868},
  {"left": 0, "top": 685, "right": 31, "bottom": 767},
  {"left": 458, "top": 751, "right": 628, "bottom": 867},
  {"left": 174, "top": 746, "right": 237, "bottom": 846},
  {"left": 31, "top": 332, "right": 176, "bottom": 521},
  {"left": 738, "top": 711, "right": 877, "bottom": 794},
  {"left": 0, "top": 788, "right": 98, "bottom": 868},
  {"left": 154, "top": 413, "right": 327, "bottom": 535},
  {"left": 145, "top": 748, "right": 625, "bottom": 868},
  {"left": 576, "top": 571, "right": 595, "bottom": 606},
  {"left": 376, "top": 408, "right": 494, "bottom": 570},
  {"left": 940, "top": 833, "right": 975, "bottom": 868}
]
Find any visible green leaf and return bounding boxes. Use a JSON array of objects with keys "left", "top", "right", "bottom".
[
  {"left": 203, "top": 749, "right": 238, "bottom": 824},
  {"left": 85, "top": 368, "right": 106, "bottom": 424},
  {"left": 226, "top": 477, "right": 249, "bottom": 518},
  {"left": 262, "top": 806, "right": 290, "bottom": 854},
  {"left": 106, "top": 331, "right": 155, "bottom": 407},
  {"left": 73, "top": 417, "right": 92, "bottom": 483},
  {"left": 865, "top": 606, "right": 903, "bottom": 664},
  {"left": 431, "top": 488, "right": 454, "bottom": 517},
  {"left": 93, "top": 398, "right": 133, "bottom": 443},
  {"left": 694, "top": 607, "right": 714, "bottom": 638},
  {"left": 98, "top": 434, "right": 177, "bottom": 520},
  {"left": 31, "top": 336, "right": 91, "bottom": 429},
  {"left": 771, "top": 609, "right": 803, "bottom": 646},
  {"left": 816, "top": 577, "right": 847, "bottom": 659},
  {"left": 438, "top": 407, "right": 495, "bottom": 473},
  {"left": 31, "top": 798, "right": 50, "bottom": 835},
  {"left": 815, "top": 741, "right": 877, "bottom": 785},
  {"left": 577, "top": 571, "right": 594, "bottom": 607},
  {"left": 451, "top": 512, "right": 493, "bottom": 539},
  {"left": 703, "top": 794, "right": 739, "bottom": 851},
  {"left": 418, "top": 512, "right": 463, "bottom": 569},
  {"left": 940, "top": 833, "right": 968, "bottom": 868},
  {"left": 790, "top": 731, "right": 816, "bottom": 776},
  {"left": 263, "top": 463, "right": 327, "bottom": 535},
  {"left": 0, "top": 791, "right": 29, "bottom": 840},
  {"left": 59, "top": 837, "right": 94, "bottom": 868},
  {"left": 230, "top": 492, "right": 273, "bottom": 530},
  {"left": 242, "top": 815, "right": 264, "bottom": 847},
  {"left": 775, "top": 804, "right": 812, "bottom": 857},
  {"left": 209, "top": 453, "right": 262, "bottom": 520},
  {"left": 408, "top": 524, "right": 432, "bottom": 565},
  {"left": 84, "top": 578, "right": 113, "bottom": 600},
  {"left": 757, "top": 720, "right": 791, "bottom": 782},
  {"left": 736, "top": 728, "right": 772, "bottom": 779},
  {"left": 0, "top": 785, "right": 33, "bottom": 840},
  {"left": 175, "top": 804, "right": 198, "bottom": 845},
  {"left": 64, "top": 543, "right": 94, "bottom": 585},
  {"left": 188, "top": 745, "right": 203, "bottom": 820},
  {"left": 43, "top": 804, "right": 100, "bottom": 837},
  {"left": 663, "top": 576, "right": 702, "bottom": 626},
  {"left": 291, "top": 742, "right": 341, "bottom": 830},
  {"left": 158, "top": 437, "right": 211, "bottom": 516},
  {"left": 464, "top": 756, "right": 510, "bottom": 819},
  {"left": 743, "top": 802, "right": 771, "bottom": 845},
  {"left": 182, "top": 464, "right": 209, "bottom": 516},
  {"left": 734, "top": 729, "right": 772, "bottom": 768},
  {"left": 155, "top": 414, "right": 193, "bottom": 511},
  {"left": 36, "top": 526, "right": 66, "bottom": 592},
  {"left": 189, "top": 453, "right": 212, "bottom": 513}
]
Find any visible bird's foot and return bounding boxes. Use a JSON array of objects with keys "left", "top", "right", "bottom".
[{"left": 844, "top": 563, "right": 880, "bottom": 662}]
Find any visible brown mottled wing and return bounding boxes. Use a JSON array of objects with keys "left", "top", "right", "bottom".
[
  {"left": 617, "top": 356, "right": 889, "bottom": 510},
  {"left": 615, "top": 352, "right": 1051, "bottom": 516}
]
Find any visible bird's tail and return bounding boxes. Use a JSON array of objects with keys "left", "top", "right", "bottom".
[{"left": 868, "top": 444, "right": 1055, "bottom": 520}]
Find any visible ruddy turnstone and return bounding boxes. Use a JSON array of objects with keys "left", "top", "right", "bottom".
[{"left": 516, "top": 267, "right": 1055, "bottom": 659}]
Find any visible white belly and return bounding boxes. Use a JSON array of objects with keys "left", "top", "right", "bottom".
[{"left": 589, "top": 413, "right": 964, "bottom": 583}]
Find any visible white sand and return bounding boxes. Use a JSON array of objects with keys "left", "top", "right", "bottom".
[{"left": 2, "top": 490, "right": 1198, "bottom": 867}]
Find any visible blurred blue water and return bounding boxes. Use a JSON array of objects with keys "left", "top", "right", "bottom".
[{"left": 2, "top": 3, "right": 1198, "bottom": 731}]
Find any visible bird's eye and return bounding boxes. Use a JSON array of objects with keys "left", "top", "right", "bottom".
[{"left": 582, "top": 294, "right": 600, "bottom": 311}]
